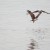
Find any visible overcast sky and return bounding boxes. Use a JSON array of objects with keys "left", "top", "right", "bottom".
[{"left": 0, "top": 0, "right": 50, "bottom": 50}]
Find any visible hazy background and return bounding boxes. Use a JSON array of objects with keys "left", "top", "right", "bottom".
[{"left": 0, "top": 0, "right": 50, "bottom": 50}]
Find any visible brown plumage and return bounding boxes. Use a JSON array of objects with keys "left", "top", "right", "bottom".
[
  {"left": 27, "top": 10, "right": 36, "bottom": 21},
  {"left": 27, "top": 10, "right": 42, "bottom": 23},
  {"left": 27, "top": 10, "right": 50, "bottom": 23}
]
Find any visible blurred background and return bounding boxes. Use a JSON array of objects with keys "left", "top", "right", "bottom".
[{"left": 0, "top": 0, "right": 50, "bottom": 50}]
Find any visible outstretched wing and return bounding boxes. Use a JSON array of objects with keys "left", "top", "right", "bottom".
[
  {"left": 35, "top": 11, "right": 42, "bottom": 19},
  {"left": 32, "top": 10, "right": 40, "bottom": 13},
  {"left": 41, "top": 10, "right": 50, "bottom": 14}
]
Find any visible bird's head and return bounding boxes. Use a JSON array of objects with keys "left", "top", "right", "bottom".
[
  {"left": 27, "top": 10, "right": 31, "bottom": 15},
  {"left": 27, "top": 10, "right": 31, "bottom": 13}
]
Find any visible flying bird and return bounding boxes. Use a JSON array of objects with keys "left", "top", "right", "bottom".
[{"left": 27, "top": 10, "right": 50, "bottom": 23}]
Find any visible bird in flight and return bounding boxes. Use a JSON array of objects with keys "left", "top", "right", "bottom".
[{"left": 27, "top": 10, "right": 50, "bottom": 23}]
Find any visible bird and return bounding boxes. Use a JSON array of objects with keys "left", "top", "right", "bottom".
[{"left": 27, "top": 10, "right": 50, "bottom": 23}]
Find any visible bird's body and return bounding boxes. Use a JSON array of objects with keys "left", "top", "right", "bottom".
[
  {"left": 27, "top": 10, "right": 36, "bottom": 22},
  {"left": 27, "top": 10, "right": 50, "bottom": 23},
  {"left": 27, "top": 10, "right": 42, "bottom": 23}
]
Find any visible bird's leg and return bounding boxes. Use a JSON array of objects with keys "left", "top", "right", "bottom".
[
  {"left": 33, "top": 20, "right": 35, "bottom": 23},
  {"left": 32, "top": 19, "right": 38, "bottom": 23},
  {"left": 30, "top": 19, "right": 35, "bottom": 23},
  {"left": 35, "top": 18, "right": 38, "bottom": 21}
]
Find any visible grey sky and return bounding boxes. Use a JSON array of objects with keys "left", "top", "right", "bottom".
[{"left": 0, "top": 0, "right": 50, "bottom": 50}]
